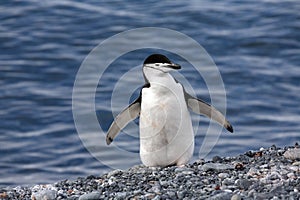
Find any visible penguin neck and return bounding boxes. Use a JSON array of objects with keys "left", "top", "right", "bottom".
[{"left": 143, "top": 67, "right": 175, "bottom": 85}]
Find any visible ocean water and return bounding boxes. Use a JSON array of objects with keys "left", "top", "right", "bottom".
[{"left": 1, "top": 0, "right": 299, "bottom": 187}]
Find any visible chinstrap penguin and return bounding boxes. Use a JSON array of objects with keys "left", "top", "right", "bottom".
[{"left": 106, "top": 54, "right": 233, "bottom": 167}]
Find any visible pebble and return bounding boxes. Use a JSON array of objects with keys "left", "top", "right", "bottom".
[
  {"left": 176, "top": 191, "right": 186, "bottom": 199},
  {"left": 115, "top": 191, "right": 127, "bottom": 199},
  {"left": 247, "top": 167, "right": 260, "bottom": 177},
  {"left": 283, "top": 148, "right": 300, "bottom": 160},
  {"left": 107, "top": 169, "right": 123, "bottom": 178},
  {"left": 266, "top": 171, "right": 281, "bottom": 180},
  {"left": 210, "top": 192, "right": 232, "bottom": 200},
  {"left": 222, "top": 178, "right": 234, "bottom": 186},
  {"left": 202, "top": 163, "right": 234, "bottom": 171},
  {"left": 235, "top": 179, "right": 253, "bottom": 190},
  {"left": 212, "top": 156, "right": 223, "bottom": 162},
  {"left": 31, "top": 190, "right": 57, "bottom": 200},
  {"left": 231, "top": 194, "right": 242, "bottom": 200},
  {"left": 260, "top": 164, "right": 269, "bottom": 168},
  {"left": 292, "top": 161, "right": 300, "bottom": 166},
  {"left": 218, "top": 172, "right": 229, "bottom": 179},
  {"left": 79, "top": 191, "right": 101, "bottom": 200},
  {"left": 1, "top": 144, "right": 300, "bottom": 199}
]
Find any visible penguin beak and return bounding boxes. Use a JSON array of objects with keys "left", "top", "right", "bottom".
[{"left": 167, "top": 63, "right": 181, "bottom": 70}]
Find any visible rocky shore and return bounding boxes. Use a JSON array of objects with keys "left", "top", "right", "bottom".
[{"left": 1, "top": 144, "right": 300, "bottom": 200}]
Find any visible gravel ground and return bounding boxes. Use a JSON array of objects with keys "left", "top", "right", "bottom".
[{"left": 1, "top": 144, "right": 300, "bottom": 200}]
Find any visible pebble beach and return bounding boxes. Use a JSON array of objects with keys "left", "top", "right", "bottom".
[{"left": 1, "top": 144, "right": 300, "bottom": 200}]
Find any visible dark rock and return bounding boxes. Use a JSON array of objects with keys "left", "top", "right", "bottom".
[
  {"left": 212, "top": 156, "right": 223, "bottom": 162},
  {"left": 236, "top": 179, "right": 254, "bottom": 190}
]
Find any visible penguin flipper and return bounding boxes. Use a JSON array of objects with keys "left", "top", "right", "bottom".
[
  {"left": 184, "top": 92, "right": 233, "bottom": 133},
  {"left": 106, "top": 98, "right": 141, "bottom": 145}
]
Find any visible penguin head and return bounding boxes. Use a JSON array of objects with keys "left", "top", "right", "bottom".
[{"left": 143, "top": 54, "right": 181, "bottom": 72}]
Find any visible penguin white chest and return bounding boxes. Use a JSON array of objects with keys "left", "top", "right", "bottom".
[{"left": 139, "top": 83, "right": 194, "bottom": 166}]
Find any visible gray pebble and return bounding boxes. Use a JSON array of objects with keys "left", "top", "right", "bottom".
[
  {"left": 254, "top": 192, "right": 273, "bottom": 199},
  {"left": 223, "top": 178, "right": 234, "bottom": 186},
  {"left": 266, "top": 171, "right": 281, "bottom": 180},
  {"left": 177, "top": 191, "right": 186, "bottom": 199},
  {"left": 231, "top": 194, "right": 242, "bottom": 200},
  {"left": 210, "top": 192, "right": 232, "bottom": 200},
  {"left": 79, "top": 191, "right": 101, "bottom": 200},
  {"left": 166, "top": 191, "right": 176, "bottom": 199},
  {"left": 143, "top": 193, "right": 156, "bottom": 199},
  {"left": 236, "top": 179, "right": 253, "bottom": 190},
  {"left": 247, "top": 167, "right": 260, "bottom": 177},
  {"left": 212, "top": 156, "right": 222, "bottom": 162},
  {"left": 174, "top": 167, "right": 189, "bottom": 173},
  {"left": 152, "top": 195, "right": 161, "bottom": 200},
  {"left": 202, "top": 163, "right": 234, "bottom": 171},
  {"left": 107, "top": 169, "right": 123, "bottom": 178},
  {"left": 115, "top": 191, "right": 127, "bottom": 199}
]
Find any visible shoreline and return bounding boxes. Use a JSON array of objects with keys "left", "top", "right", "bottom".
[{"left": 1, "top": 144, "right": 299, "bottom": 200}]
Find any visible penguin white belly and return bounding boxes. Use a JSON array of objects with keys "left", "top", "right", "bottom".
[{"left": 139, "top": 83, "right": 194, "bottom": 166}]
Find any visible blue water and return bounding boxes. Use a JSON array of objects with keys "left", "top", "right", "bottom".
[{"left": 1, "top": 0, "right": 299, "bottom": 187}]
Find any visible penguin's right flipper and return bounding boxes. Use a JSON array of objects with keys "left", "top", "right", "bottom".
[{"left": 106, "top": 97, "right": 141, "bottom": 145}]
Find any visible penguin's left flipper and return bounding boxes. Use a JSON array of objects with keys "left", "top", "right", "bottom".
[
  {"left": 106, "top": 97, "right": 141, "bottom": 145},
  {"left": 184, "top": 91, "right": 233, "bottom": 133}
]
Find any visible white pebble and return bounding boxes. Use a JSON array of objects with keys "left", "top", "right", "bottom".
[
  {"left": 31, "top": 190, "right": 57, "bottom": 200},
  {"left": 108, "top": 178, "right": 115, "bottom": 185},
  {"left": 292, "top": 161, "right": 300, "bottom": 166},
  {"left": 218, "top": 172, "right": 229, "bottom": 179},
  {"left": 283, "top": 148, "right": 300, "bottom": 160},
  {"left": 287, "top": 172, "right": 295, "bottom": 179},
  {"left": 260, "top": 164, "right": 269, "bottom": 169},
  {"left": 259, "top": 147, "right": 265, "bottom": 151},
  {"left": 294, "top": 188, "right": 299, "bottom": 193},
  {"left": 288, "top": 166, "right": 299, "bottom": 171}
]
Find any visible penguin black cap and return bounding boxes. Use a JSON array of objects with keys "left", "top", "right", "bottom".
[
  {"left": 143, "top": 54, "right": 181, "bottom": 69},
  {"left": 143, "top": 54, "right": 172, "bottom": 64}
]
